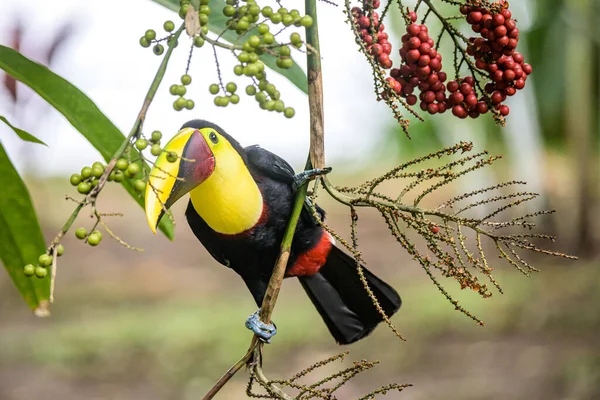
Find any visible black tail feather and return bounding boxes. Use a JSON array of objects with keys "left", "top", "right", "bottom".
[{"left": 299, "top": 246, "right": 401, "bottom": 344}]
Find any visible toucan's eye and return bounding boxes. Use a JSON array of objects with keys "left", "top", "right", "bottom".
[{"left": 209, "top": 132, "right": 218, "bottom": 144}]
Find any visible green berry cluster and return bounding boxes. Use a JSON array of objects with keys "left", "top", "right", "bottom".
[
  {"left": 170, "top": 75, "right": 195, "bottom": 111},
  {"left": 75, "top": 227, "right": 103, "bottom": 247},
  {"left": 23, "top": 245, "right": 64, "bottom": 279}
]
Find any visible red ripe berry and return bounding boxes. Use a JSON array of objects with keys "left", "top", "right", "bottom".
[
  {"left": 427, "top": 103, "right": 439, "bottom": 114},
  {"left": 476, "top": 59, "right": 487, "bottom": 69},
  {"left": 435, "top": 90, "right": 446, "bottom": 102},
  {"left": 423, "top": 91, "right": 436, "bottom": 103},
  {"left": 487, "top": 63, "right": 498, "bottom": 73},
  {"left": 409, "top": 11, "right": 417, "bottom": 22},
  {"left": 381, "top": 43, "right": 392, "bottom": 54},
  {"left": 390, "top": 68, "right": 401, "bottom": 78},
  {"left": 469, "top": 11, "right": 483, "bottom": 23},
  {"left": 494, "top": 25, "right": 507, "bottom": 37},
  {"left": 358, "top": 16, "right": 370, "bottom": 28},
  {"left": 407, "top": 23, "right": 420, "bottom": 36},
  {"left": 476, "top": 101, "right": 488, "bottom": 114},
  {"left": 499, "top": 105, "right": 510, "bottom": 116},
  {"left": 485, "top": 83, "right": 495, "bottom": 94},
  {"left": 496, "top": 36, "right": 509, "bottom": 47},
  {"left": 469, "top": 110, "right": 480, "bottom": 118},
  {"left": 418, "top": 31, "right": 429, "bottom": 43},
  {"left": 371, "top": 44, "right": 383, "bottom": 56},
  {"left": 463, "top": 76, "right": 475, "bottom": 86},
  {"left": 438, "top": 102, "right": 447, "bottom": 113},
  {"left": 505, "top": 86, "right": 516, "bottom": 96},
  {"left": 420, "top": 101, "right": 428, "bottom": 111},
  {"left": 522, "top": 63, "right": 533, "bottom": 75},
  {"left": 419, "top": 43, "right": 432, "bottom": 55},
  {"left": 408, "top": 37, "right": 421, "bottom": 49},
  {"left": 447, "top": 80, "right": 459, "bottom": 92},
  {"left": 512, "top": 52, "right": 524, "bottom": 64},
  {"left": 493, "top": 70, "right": 504, "bottom": 82},
  {"left": 503, "top": 69, "right": 516, "bottom": 81},
  {"left": 378, "top": 52, "right": 389, "bottom": 63},
  {"left": 406, "top": 49, "right": 421, "bottom": 63},
  {"left": 438, "top": 71, "right": 447, "bottom": 82},
  {"left": 403, "top": 83, "right": 414, "bottom": 95},
  {"left": 378, "top": 32, "right": 389, "bottom": 41},
  {"left": 429, "top": 58, "right": 441, "bottom": 71},
  {"left": 493, "top": 14, "right": 505, "bottom": 26},
  {"left": 505, "top": 19, "right": 516, "bottom": 31},
  {"left": 418, "top": 55, "right": 431, "bottom": 66},
  {"left": 420, "top": 24, "right": 428, "bottom": 33},
  {"left": 508, "top": 28, "right": 519, "bottom": 38},
  {"left": 491, "top": 91, "right": 503, "bottom": 104},
  {"left": 381, "top": 58, "right": 393, "bottom": 69},
  {"left": 452, "top": 105, "right": 468, "bottom": 119},
  {"left": 427, "top": 73, "right": 439, "bottom": 85},
  {"left": 501, "top": 9, "right": 512, "bottom": 20},
  {"left": 460, "top": 82, "right": 473, "bottom": 96},
  {"left": 460, "top": 5, "right": 470, "bottom": 14},
  {"left": 406, "top": 94, "right": 417, "bottom": 105},
  {"left": 465, "top": 94, "right": 478, "bottom": 108},
  {"left": 449, "top": 92, "right": 464, "bottom": 105},
  {"left": 514, "top": 78, "right": 525, "bottom": 89}
]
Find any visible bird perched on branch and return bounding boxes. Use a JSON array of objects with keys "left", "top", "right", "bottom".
[{"left": 144, "top": 119, "right": 401, "bottom": 344}]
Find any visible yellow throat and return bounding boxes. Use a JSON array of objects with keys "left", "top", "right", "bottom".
[{"left": 189, "top": 129, "right": 263, "bottom": 235}]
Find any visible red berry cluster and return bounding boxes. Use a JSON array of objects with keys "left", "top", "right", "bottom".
[
  {"left": 461, "top": 1, "right": 532, "bottom": 116},
  {"left": 446, "top": 76, "right": 488, "bottom": 119},
  {"left": 352, "top": 1, "right": 393, "bottom": 69},
  {"left": 388, "top": 18, "right": 448, "bottom": 115}
]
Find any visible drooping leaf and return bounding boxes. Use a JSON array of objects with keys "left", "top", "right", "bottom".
[
  {"left": 0, "top": 141, "right": 50, "bottom": 313},
  {"left": 150, "top": 0, "right": 309, "bottom": 94},
  {"left": 0, "top": 115, "right": 46, "bottom": 145},
  {"left": 0, "top": 45, "right": 174, "bottom": 239}
]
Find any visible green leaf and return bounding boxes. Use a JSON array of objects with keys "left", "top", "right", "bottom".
[
  {"left": 0, "top": 141, "right": 50, "bottom": 313},
  {"left": 0, "top": 116, "right": 47, "bottom": 146},
  {"left": 0, "top": 45, "right": 174, "bottom": 240},
  {"left": 150, "top": 0, "right": 308, "bottom": 94}
]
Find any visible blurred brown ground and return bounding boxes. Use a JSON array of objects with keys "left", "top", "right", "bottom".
[{"left": 0, "top": 173, "right": 598, "bottom": 400}]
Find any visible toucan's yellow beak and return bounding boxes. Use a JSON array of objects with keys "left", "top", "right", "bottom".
[{"left": 145, "top": 128, "right": 215, "bottom": 233}]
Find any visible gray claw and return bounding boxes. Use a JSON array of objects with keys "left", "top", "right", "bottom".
[{"left": 245, "top": 310, "right": 277, "bottom": 343}]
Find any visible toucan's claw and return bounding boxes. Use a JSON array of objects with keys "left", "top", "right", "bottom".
[
  {"left": 292, "top": 167, "right": 332, "bottom": 192},
  {"left": 245, "top": 310, "right": 277, "bottom": 343}
]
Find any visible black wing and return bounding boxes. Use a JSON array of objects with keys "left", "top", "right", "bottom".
[{"left": 244, "top": 145, "right": 295, "bottom": 184}]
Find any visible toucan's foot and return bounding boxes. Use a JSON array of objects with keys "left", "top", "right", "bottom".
[
  {"left": 245, "top": 310, "right": 277, "bottom": 343},
  {"left": 293, "top": 167, "right": 332, "bottom": 192}
]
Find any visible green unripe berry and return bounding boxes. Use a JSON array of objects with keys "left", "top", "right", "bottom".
[
  {"left": 139, "top": 37, "right": 150, "bottom": 48},
  {"left": 91, "top": 178, "right": 99, "bottom": 187},
  {"left": 92, "top": 161, "right": 103, "bottom": 170},
  {"left": 199, "top": 13, "right": 209, "bottom": 25},
  {"left": 199, "top": 5, "right": 210, "bottom": 15},
  {"left": 194, "top": 36, "right": 205, "bottom": 47},
  {"left": 281, "top": 58, "right": 293, "bottom": 68},
  {"left": 135, "top": 139, "right": 148, "bottom": 150},
  {"left": 56, "top": 244, "right": 65, "bottom": 257},
  {"left": 258, "top": 80, "right": 268, "bottom": 91},
  {"left": 151, "top": 144, "right": 162, "bottom": 156},
  {"left": 77, "top": 182, "right": 91, "bottom": 194},
  {"left": 174, "top": 97, "right": 187, "bottom": 109},
  {"left": 255, "top": 92, "right": 267, "bottom": 104},
  {"left": 270, "top": 13, "right": 282, "bottom": 24},
  {"left": 151, "top": 131, "right": 162, "bottom": 142},
  {"left": 145, "top": 29, "right": 156, "bottom": 41},
  {"left": 92, "top": 230, "right": 102, "bottom": 239},
  {"left": 282, "top": 14, "right": 294, "bottom": 26},
  {"left": 248, "top": 53, "right": 258, "bottom": 63},
  {"left": 164, "top": 20, "right": 175, "bottom": 32},
  {"left": 167, "top": 37, "right": 179, "bottom": 48},
  {"left": 284, "top": 107, "right": 295, "bottom": 118},
  {"left": 35, "top": 266, "right": 47, "bottom": 278},
  {"left": 108, "top": 171, "right": 116, "bottom": 181},
  {"left": 181, "top": 74, "right": 192, "bottom": 85},
  {"left": 200, "top": 0, "right": 210, "bottom": 5},
  {"left": 290, "top": 32, "right": 302, "bottom": 44},
  {"left": 246, "top": 85, "right": 256, "bottom": 95},
  {"left": 133, "top": 179, "right": 146, "bottom": 192},
  {"left": 261, "top": 6, "right": 273, "bottom": 17},
  {"left": 223, "top": 5, "right": 235, "bottom": 16},
  {"left": 166, "top": 151, "right": 178, "bottom": 163},
  {"left": 179, "top": 3, "right": 190, "bottom": 18},
  {"left": 238, "top": 5, "right": 248, "bottom": 15},
  {"left": 230, "top": 94, "right": 240, "bottom": 104},
  {"left": 265, "top": 100, "right": 275, "bottom": 111},
  {"left": 233, "top": 65, "right": 243, "bottom": 75},
  {"left": 237, "top": 52, "right": 250, "bottom": 63},
  {"left": 290, "top": 9, "right": 300, "bottom": 17},
  {"left": 272, "top": 90, "right": 281, "bottom": 100},
  {"left": 116, "top": 158, "right": 129, "bottom": 170},
  {"left": 262, "top": 33, "right": 275, "bottom": 45},
  {"left": 126, "top": 163, "right": 141, "bottom": 177},
  {"left": 185, "top": 99, "right": 195, "bottom": 109},
  {"left": 39, "top": 254, "right": 53, "bottom": 267},
  {"left": 202, "top": 26, "right": 208, "bottom": 35},
  {"left": 81, "top": 166, "right": 92, "bottom": 179},
  {"left": 170, "top": 84, "right": 178, "bottom": 95},
  {"left": 87, "top": 233, "right": 102, "bottom": 247},
  {"left": 173, "top": 100, "right": 184, "bottom": 111},
  {"left": 209, "top": 84, "right": 220, "bottom": 94},
  {"left": 24, "top": 264, "right": 35, "bottom": 277},
  {"left": 246, "top": 63, "right": 259, "bottom": 76},
  {"left": 70, "top": 174, "right": 82, "bottom": 186},
  {"left": 91, "top": 165, "right": 104, "bottom": 178},
  {"left": 153, "top": 44, "right": 164, "bottom": 55},
  {"left": 249, "top": 4, "right": 260, "bottom": 16},
  {"left": 237, "top": 19, "right": 249, "bottom": 30},
  {"left": 75, "top": 227, "right": 87, "bottom": 239},
  {"left": 248, "top": 35, "right": 261, "bottom": 48},
  {"left": 279, "top": 46, "right": 291, "bottom": 57},
  {"left": 257, "top": 23, "right": 269, "bottom": 34},
  {"left": 265, "top": 83, "right": 276, "bottom": 95},
  {"left": 278, "top": 7, "right": 289, "bottom": 15},
  {"left": 274, "top": 100, "right": 285, "bottom": 112},
  {"left": 114, "top": 170, "right": 124, "bottom": 182},
  {"left": 226, "top": 82, "right": 237, "bottom": 93},
  {"left": 175, "top": 85, "right": 187, "bottom": 96},
  {"left": 242, "top": 42, "right": 254, "bottom": 53},
  {"left": 300, "top": 15, "right": 313, "bottom": 27}
]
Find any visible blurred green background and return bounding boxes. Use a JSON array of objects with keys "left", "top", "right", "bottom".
[{"left": 1, "top": 0, "right": 600, "bottom": 399}]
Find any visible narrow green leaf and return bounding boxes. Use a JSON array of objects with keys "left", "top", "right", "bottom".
[
  {"left": 150, "top": 0, "right": 309, "bottom": 94},
  {"left": 0, "top": 116, "right": 47, "bottom": 146},
  {"left": 0, "top": 45, "right": 174, "bottom": 240},
  {"left": 0, "top": 141, "right": 50, "bottom": 313}
]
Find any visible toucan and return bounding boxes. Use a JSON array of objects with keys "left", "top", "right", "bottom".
[{"left": 144, "top": 120, "right": 401, "bottom": 344}]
